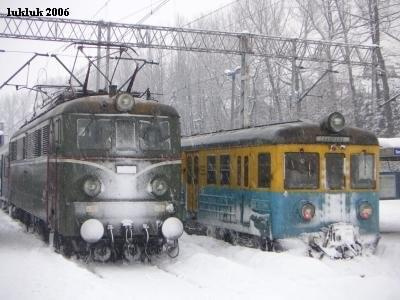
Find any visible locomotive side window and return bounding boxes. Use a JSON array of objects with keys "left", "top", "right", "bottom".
[
  {"left": 139, "top": 120, "right": 171, "bottom": 151},
  {"left": 77, "top": 118, "right": 112, "bottom": 150},
  {"left": 54, "top": 119, "right": 61, "bottom": 144},
  {"left": 207, "top": 156, "right": 217, "bottom": 184},
  {"left": 258, "top": 153, "right": 271, "bottom": 188},
  {"left": 351, "top": 153, "right": 375, "bottom": 189},
  {"left": 220, "top": 155, "right": 230, "bottom": 185},
  {"left": 237, "top": 156, "right": 242, "bottom": 186},
  {"left": 326, "top": 153, "right": 345, "bottom": 190},
  {"left": 285, "top": 152, "right": 319, "bottom": 189},
  {"left": 244, "top": 156, "right": 249, "bottom": 187},
  {"left": 116, "top": 120, "right": 135, "bottom": 150}
]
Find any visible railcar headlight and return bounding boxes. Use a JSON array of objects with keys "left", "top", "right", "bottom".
[
  {"left": 321, "top": 112, "right": 345, "bottom": 133},
  {"left": 150, "top": 178, "right": 168, "bottom": 196},
  {"left": 359, "top": 202, "right": 373, "bottom": 220},
  {"left": 301, "top": 203, "right": 315, "bottom": 221},
  {"left": 83, "top": 177, "right": 102, "bottom": 197},
  {"left": 116, "top": 93, "right": 135, "bottom": 112}
]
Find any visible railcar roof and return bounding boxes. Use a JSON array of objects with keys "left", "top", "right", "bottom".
[
  {"left": 13, "top": 94, "right": 179, "bottom": 137},
  {"left": 182, "top": 120, "right": 378, "bottom": 150}
]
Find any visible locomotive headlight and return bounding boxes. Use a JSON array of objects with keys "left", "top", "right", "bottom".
[
  {"left": 301, "top": 203, "right": 315, "bottom": 221},
  {"left": 359, "top": 202, "right": 373, "bottom": 220},
  {"left": 116, "top": 93, "right": 135, "bottom": 112},
  {"left": 83, "top": 177, "right": 102, "bottom": 197},
  {"left": 321, "top": 112, "right": 345, "bottom": 133},
  {"left": 150, "top": 178, "right": 168, "bottom": 196}
]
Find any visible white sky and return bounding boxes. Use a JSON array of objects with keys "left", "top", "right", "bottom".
[{"left": 0, "top": 0, "right": 233, "bottom": 96}]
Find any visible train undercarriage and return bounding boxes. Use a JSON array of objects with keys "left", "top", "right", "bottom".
[
  {"left": 184, "top": 219, "right": 379, "bottom": 259},
  {"left": 1, "top": 201, "right": 180, "bottom": 263}
]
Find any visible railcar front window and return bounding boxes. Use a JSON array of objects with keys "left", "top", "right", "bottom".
[
  {"left": 207, "top": 156, "right": 217, "bottom": 184},
  {"left": 139, "top": 120, "right": 171, "bottom": 151},
  {"left": 77, "top": 118, "right": 112, "bottom": 149},
  {"left": 258, "top": 153, "right": 271, "bottom": 188},
  {"left": 285, "top": 152, "right": 319, "bottom": 189},
  {"left": 220, "top": 155, "right": 230, "bottom": 185},
  {"left": 116, "top": 120, "right": 135, "bottom": 150},
  {"left": 326, "top": 153, "right": 345, "bottom": 190},
  {"left": 351, "top": 153, "right": 375, "bottom": 189}
]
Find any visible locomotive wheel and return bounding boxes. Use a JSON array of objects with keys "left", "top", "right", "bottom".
[
  {"left": 122, "top": 243, "right": 140, "bottom": 262},
  {"left": 93, "top": 244, "right": 112, "bottom": 262}
]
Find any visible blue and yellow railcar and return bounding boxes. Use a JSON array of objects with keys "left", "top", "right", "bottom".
[{"left": 182, "top": 113, "right": 380, "bottom": 258}]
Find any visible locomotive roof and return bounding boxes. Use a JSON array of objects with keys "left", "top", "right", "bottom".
[
  {"left": 13, "top": 94, "right": 179, "bottom": 137},
  {"left": 182, "top": 120, "right": 379, "bottom": 150}
]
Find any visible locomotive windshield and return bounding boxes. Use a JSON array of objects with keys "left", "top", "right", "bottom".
[
  {"left": 76, "top": 116, "right": 171, "bottom": 151},
  {"left": 77, "top": 118, "right": 112, "bottom": 149},
  {"left": 285, "top": 152, "right": 319, "bottom": 189}
]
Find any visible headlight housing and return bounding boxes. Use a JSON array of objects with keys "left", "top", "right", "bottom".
[
  {"left": 359, "top": 202, "right": 373, "bottom": 220},
  {"left": 321, "top": 112, "right": 345, "bottom": 133},
  {"left": 301, "top": 203, "right": 315, "bottom": 221},
  {"left": 83, "top": 177, "right": 102, "bottom": 197},
  {"left": 150, "top": 178, "right": 168, "bottom": 196},
  {"left": 116, "top": 93, "right": 135, "bottom": 112}
]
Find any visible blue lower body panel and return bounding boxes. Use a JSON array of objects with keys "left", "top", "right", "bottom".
[{"left": 196, "top": 187, "right": 379, "bottom": 239}]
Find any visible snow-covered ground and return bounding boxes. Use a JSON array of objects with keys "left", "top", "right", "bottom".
[{"left": 1, "top": 202, "right": 400, "bottom": 300}]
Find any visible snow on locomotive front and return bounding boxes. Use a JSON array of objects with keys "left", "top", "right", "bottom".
[{"left": 54, "top": 93, "right": 182, "bottom": 261}]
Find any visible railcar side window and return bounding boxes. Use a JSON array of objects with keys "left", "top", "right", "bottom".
[
  {"left": 187, "top": 156, "right": 193, "bottom": 184},
  {"left": 139, "top": 120, "right": 171, "bottom": 151},
  {"left": 351, "top": 153, "right": 375, "bottom": 189},
  {"left": 258, "top": 153, "right": 271, "bottom": 188},
  {"left": 285, "top": 152, "right": 319, "bottom": 189},
  {"left": 77, "top": 118, "right": 112, "bottom": 150},
  {"left": 194, "top": 156, "right": 199, "bottom": 185},
  {"left": 237, "top": 156, "right": 242, "bottom": 186},
  {"left": 116, "top": 120, "right": 135, "bottom": 150},
  {"left": 207, "top": 156, "right": 217, "bottom": 184},
  {"left": 326, "top": 153, "right": 345, "bottom": 190},
  {"left": 244, "top": 156, "right": 249, "bottom": 187},
  {"left": 220, "top": 155, "right": 230, "bottom": 185}
]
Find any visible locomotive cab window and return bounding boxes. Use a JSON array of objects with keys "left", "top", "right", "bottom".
[
  {"left": 285, "top": 152, "right": 319, "bottom": 189},
  {"left": 139, "top": 119, "right": 171, "bottom": 151},
  {"left": 258, "top": 153, "right": 271, "bottom": 188},
  {"left": 351, "top": 153, "right": 375, "bottom": 189},
  {"left": 207, "top": 156, "right": 217, "bottom": 184},
  {"left": 116, "top": 120, "right": 136, "bottom": 150},
  {"left": 77, "top": 118, "right": 112, "bottom": 150},
  {"left": 220, "top": 155, "right": 230, "bottom": 185},
  {"left": 326, "top": 153, "right": 345, "bottom": 190}
]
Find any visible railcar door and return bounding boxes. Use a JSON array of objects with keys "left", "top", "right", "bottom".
[
  {"left": 186, "top": 152, "right": 199, "bottom": 214},
  {"left": 324, "top": 153, "right": 347, "bottom": 222},
  {"left": 237, "top": 152, "right": 251, "bottom": 226}
]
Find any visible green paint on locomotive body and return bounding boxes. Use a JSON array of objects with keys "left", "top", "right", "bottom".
[{"left": 7, "top": 94, "right": 182, "bottom": 237}]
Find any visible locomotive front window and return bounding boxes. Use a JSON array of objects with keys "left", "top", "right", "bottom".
[
  {"left": 77, "top": 118, "right": 112, "bottom": 150},
  {"left": 116, "top": 120, "right": 136, "bottom": 150},
  {"left": 351, "top": 153, "right": 375, "bottom": 189},
  {"left": 326, "top": 153, "right": 345, "bottom": 190},
  {"left": 139, "top": 120, "right": 171, "bottom": 151},
  {"left": 285, "top": 152, "right": 319, "bottom": 189}
]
